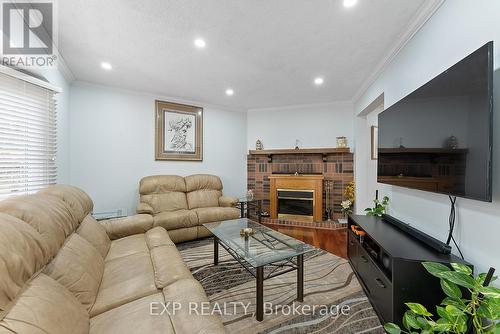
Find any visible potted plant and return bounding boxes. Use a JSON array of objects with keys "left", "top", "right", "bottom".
[
  {"left": 365, "top": 195, "right": 389, "bottom": 217},
  {"left": 384, "top": 262, "right": 500, "bottom": 334}
]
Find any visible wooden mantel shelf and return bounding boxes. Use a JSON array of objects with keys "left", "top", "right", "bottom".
[{"left": 248, "top": 147, "right": 350, "bottom": 162}]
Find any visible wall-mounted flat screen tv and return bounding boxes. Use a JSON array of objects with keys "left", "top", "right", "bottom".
[{"left": 377, "top": 41, "right": 493, "bottom": 202}]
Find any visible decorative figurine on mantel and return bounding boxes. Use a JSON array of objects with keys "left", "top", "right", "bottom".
[
  {"left": 336, "top": 136, "right": 347, "bottom": 148},
  {"left": 255, "top": 139, "right": 263, "bottom": 150},
  {"left": 294, "top": 139, "right": 301, "bottom": 150},
  {"left": 446, "top": 135, "right": 458, "bottom": 149}
]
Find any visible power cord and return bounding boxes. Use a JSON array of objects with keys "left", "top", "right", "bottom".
[{"left": 446, "top": 195, "right": 464, "bottom": 259}]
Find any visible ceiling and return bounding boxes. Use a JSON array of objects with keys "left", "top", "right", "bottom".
[{"left": 58, "top": 0, "right": 437, "bottom": 110}]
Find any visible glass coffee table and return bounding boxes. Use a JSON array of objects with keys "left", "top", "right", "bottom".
[{"left": 203, "top": 218, "right": 315, "bottom": 321}]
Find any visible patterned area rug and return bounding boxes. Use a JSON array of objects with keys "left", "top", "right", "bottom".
[{"left": 178, "top": 238, "right": 383, "bottom": 334}]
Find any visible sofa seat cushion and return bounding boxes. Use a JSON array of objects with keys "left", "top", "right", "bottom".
[
  {"left": 90, "top": 252, "right": 157, "bottom": 316},
  {"left": 163, "top": 278, "right": 225, "bottom": 334},
  {"left": 90, "top": 293, "right": 174, "bottom": 334},
  {"left": 194, "top": 207, "right": 240, "bottom": 224},
  {"left": 77, "top": 215, "right": 111, "bottom": 258},
  {"left": 167, "top": 227, "right": 198, "bottom": 244},
  {"left": 0, "top": 274, "right": 89, "bottom": 334},
  {"left": 44, "top": 234, "right": 104, "bottom": 312},
  {"left": 105, "top": 234, "right": 148, "bottom": 262},
  {"left": 153, "top": 209, "right": 198, "bottom": 230},
  {"left": 150, "top": 246, "right": 193, "bottom": 288}
]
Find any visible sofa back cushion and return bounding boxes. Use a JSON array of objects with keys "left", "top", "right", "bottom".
[
  {"left": 139, "top": 175, "right": 188, "bottom": 213},
  {"left": 0, "top": 194, "right": 78, "bottom": 256},
  {"left": 0, "top": 213, "right": 51, "bottom": 311},
  {"left": 38, "top": 184, "right": 94, "bottom": 223},
  {"left": 0, "top": 274, "right": 89, "bottom": 334},
  {"left": 185, "top": 174, "right": 223, "bottom": 209},
  {"left": 77, "top": 215, "right": 111, "bottom": 258},
  {"left": 44, "top": 233, "right": 104, "bottom": 312}
]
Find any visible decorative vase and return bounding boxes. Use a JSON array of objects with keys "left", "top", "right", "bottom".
[{"left": 246, "top": 190, "right": 254, "bottom": 200}]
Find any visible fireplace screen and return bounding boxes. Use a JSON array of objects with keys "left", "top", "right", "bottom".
[{"left": 277, "top": 189, "right": 314, "bottom": 220}]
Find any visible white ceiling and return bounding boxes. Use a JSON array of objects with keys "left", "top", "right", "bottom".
[{"left": 58, "top": 0, "right": 437, "bottom": 110}]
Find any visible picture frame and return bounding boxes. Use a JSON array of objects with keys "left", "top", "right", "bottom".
[
  {"left": 155, "top": 100, "right": 203, "bottom": 161},
  {"left": 371, "top": 125, "right": 378, "bottom": 160}
]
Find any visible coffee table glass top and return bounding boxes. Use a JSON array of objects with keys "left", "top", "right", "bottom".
[{"left": 203, "top": 218, "right": 315, "bottom": 267}]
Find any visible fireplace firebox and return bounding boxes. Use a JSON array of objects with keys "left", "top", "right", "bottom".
[
  {"left": 277, "top": 189, "right": 314, "bottom": 221},
  {"left": 269, "top": 174, "right": 324, "bottom": 222}
]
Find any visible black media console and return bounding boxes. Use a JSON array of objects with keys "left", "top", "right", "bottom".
[{"left": 347, "top": 214, "right": 471, "bottom": 325}]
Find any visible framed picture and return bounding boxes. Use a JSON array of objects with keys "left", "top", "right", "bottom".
[
  {"left": 371, "top": 125, "right": 378, "bottom": 160},
  {"left": 155, "top": 100, "right": 203, "bottom": 161}
]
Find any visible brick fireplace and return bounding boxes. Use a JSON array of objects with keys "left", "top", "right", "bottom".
[{"left": 247, "top": 148, "right": 354, "bottom": 221}]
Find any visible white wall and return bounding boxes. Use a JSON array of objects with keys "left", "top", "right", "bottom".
[
  {"left": 246, "top": 102, "right": 353, "bottom": 150},
  {"left": 69, "top": 82, "right": 247, "bottom": 215},
  {"left": 354, "top": 0, "right": 500, "bottom": 275}
]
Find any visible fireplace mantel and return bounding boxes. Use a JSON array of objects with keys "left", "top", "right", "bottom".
[{"left": 248, "top": 147, "right": 350, "bottom": 162}]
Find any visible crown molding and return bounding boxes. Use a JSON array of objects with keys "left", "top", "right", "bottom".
[
  {"left": 247, "top": 100, "right": 353, "bottom": 113},
  {"left": 54, "top": 50, "right": 76, "bottom": 83},
  {"left": 351, "top": 0, "right": 446, "bottom": 104}
]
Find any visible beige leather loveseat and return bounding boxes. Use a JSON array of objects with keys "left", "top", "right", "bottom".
[
  {"left": 137, "top": 174, "right": 240, "bottom": 243},
  {"left": 0, "top": 185, "right": 225, "bottom": 333}
]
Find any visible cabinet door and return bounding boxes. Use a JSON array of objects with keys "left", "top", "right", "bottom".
[
  {"left": 348, "top": 231, "right": 359, "bottom": 269},
  {"left": 358, "top": 246, "right": 393, "bottom": 323}
]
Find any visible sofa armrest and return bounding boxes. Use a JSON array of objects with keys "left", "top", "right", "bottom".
[
  {"left": 219, "top": 196, "right": 238, "bottom": 207},
  {"left": 137, "top": 202, "right": 154, "bottom": 214},
  {"left": 100, "top": 214, "right": 154, "bottom": 240}
]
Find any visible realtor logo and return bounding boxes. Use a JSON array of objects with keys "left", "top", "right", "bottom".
[{"left": 1, "top": 1, "right": 57, "bottom": 68}]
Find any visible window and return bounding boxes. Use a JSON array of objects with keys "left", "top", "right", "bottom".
[{"left": 0, "top": 72, "right": 57, "bottom": 199}]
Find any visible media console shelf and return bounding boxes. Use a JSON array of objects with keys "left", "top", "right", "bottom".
[{"left": 347, "top": 214, "right": 471, "bottom": 325}]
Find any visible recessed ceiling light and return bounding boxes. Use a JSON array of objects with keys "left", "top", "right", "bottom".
[
  {"left": 314, "top": 77, "right": 324, "bottom": 86},
  {"left": 225, "top": 88, "right": 234, "bottom": 96},
  {"left": 343, "top": 0, "right": 357, "bottom": 8},
  {"left": 194, "top": 38, "right": 206, "bottom": 48},
  {"left": 101, "top": 62, "right": 112, "bottom": 70}
]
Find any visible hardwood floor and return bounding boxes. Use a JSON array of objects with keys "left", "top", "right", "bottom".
[{"left": 263, "top": 222, "right": 347, "bottom": 259}]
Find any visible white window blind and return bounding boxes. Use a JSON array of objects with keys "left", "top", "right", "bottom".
[{"left": 0, "top": 72, "right": 57, "bottom": 199}]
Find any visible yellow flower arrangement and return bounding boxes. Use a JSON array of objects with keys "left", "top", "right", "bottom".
[{"left": 343, "top": 181, "right": 355, "bottom": 204}]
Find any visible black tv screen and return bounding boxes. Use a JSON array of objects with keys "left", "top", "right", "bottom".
[{"left": 377, "top": 42, "right": 493, "bottom": 202}]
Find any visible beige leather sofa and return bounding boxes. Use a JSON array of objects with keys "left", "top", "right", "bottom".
[
  {"left": 137, "top": 174, "right": 240, "bottom": 243},
  {"left": 0, "top": 185, "right": 225, "bottom": 334}
]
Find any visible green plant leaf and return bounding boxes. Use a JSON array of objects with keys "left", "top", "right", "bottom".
[
  {"left": 478, "top": 286, "right": 500, "bottom": 299},
  {"left": 442, "top": 297, "right": 467, "bottom": 310},
  {"left": 434, "top": 270, "right": 476, "bottom": 289},
  {"left": 422, "top": 262, "right": 451, "bottom": 277},
  {"left": 384, "top": 323, "right": 401, "bottom": 334},
  {"left": 477, "top": 273, "right": 497, "bottom": 285},
  {"left": 436, "top": 306, "right": 450, "bottom": 320},
  {"left": 434, "top": 319, "right": 452, "bottom": 332},
  {"left": 485, "top": 297, "right": 500, "bottom": 320},
  {"left": 445, "top": 305, "right": 462, "bottom": 317},
  {"left": 405, "top": 303, "right": 433, "bottom": 317},
  {"left": 450, "top": 263, "right": 472, "bottom": 275},
  {"left": 403, "top": 311, "right": 421, "bottom": 329},
  {"left": 440, "top": 278, "right": 462, "bottom": 299},
  {"left": 416, "top": 316, "right": 431, "bottom": 330}
]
